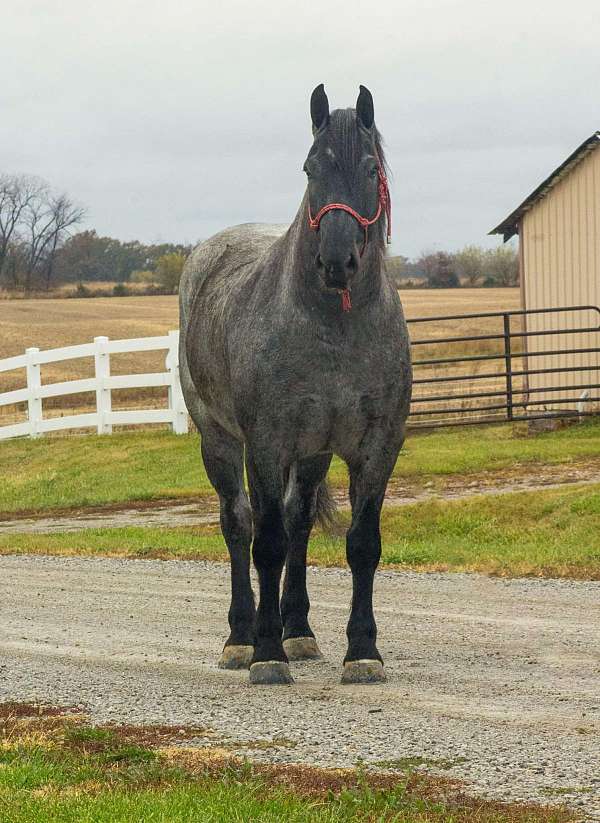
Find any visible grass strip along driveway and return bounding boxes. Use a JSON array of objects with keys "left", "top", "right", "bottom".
[
  {"left": 1, "top": 421, "right": 600, "bottom": 517},
  {"left": 0, "top": 703, "right": 573, "bottom": 823},
  {"left": 2, "top": 483, "right": 599, "bottom": 579}
]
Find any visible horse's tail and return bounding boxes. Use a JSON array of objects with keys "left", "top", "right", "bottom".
[{"left": 316, "top": 480, "right": 337, "bottom": 532}]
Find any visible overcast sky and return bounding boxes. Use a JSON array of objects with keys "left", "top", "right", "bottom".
[{"left": 3, "top": 0, "right": 599, "bottom": 257}]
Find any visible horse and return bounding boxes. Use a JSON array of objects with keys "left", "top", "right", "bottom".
[{"left": 179, "top": 84, "right": 412, "bottom": 685}]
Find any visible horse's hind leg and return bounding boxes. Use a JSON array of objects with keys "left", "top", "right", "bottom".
[
  {"left": 281, "top": 454, "right": 332, "bottom": 661},
  {"left": 199, "top": 415, "right": 255, "bottom": 670},
  {"left": 244, "top": 450, "right": 294, "bottom": 684}
]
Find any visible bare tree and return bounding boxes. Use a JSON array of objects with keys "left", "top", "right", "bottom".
[
  {"left": 0, "top": 174, "right": 84, "bottom": 291},
  {"left": 1, "top": 241, "right": 28, "bottom": 289},
  {"left": 415, "top": 250, "right": 440, "bottom": 282},
  {"left": 416, "top": 250, "right": 460, "bottom": 288},
  {"left": 21, "top": 181, "right": 52, "bottom": 290},
  {"left": 454, "top": 245, "right": 486, "bottom": 287},
  {"left": 32, "top": 194, "right": 85, "bottom": 290},
  {"left": 0, "top": 174, "right": 45, "bottom": 280}
]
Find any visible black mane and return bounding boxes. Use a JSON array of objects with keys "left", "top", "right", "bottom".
[{"left": 326, "top": 108, "right": 387, "bottom": 177}]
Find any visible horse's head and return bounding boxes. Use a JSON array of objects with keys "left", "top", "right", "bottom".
[{"left": 304, "top": 84, "right": 389, "bottom": 294}]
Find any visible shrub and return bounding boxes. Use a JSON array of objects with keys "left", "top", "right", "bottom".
[
  {"left": 425, "top": 252, "right": 460, "bottom": 289},
  {"left": 154, "top": 252, "right": 187, "bottom": 294},
  {"left": 130, "top": 269, "right": 156, "bottom": 284}
]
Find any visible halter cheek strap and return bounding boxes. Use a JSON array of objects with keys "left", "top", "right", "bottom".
[{"left": 307, "top": 158, "right": 391, "bottom": 312}]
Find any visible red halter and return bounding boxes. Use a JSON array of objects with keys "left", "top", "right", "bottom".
[{"left": 307, "top": 158, "right": 391, "bottom": 312}]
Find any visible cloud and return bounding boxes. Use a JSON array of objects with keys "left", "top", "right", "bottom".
[{"left": 3, "top": 0, "right": 599, "bottom": 255}]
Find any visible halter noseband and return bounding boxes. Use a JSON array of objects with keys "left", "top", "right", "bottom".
[
  {"left": 307, "top": 157, "right": 391, "bottom": 312},
  {"left": 307, "top": 158, "right": 392, "bottom": 251}
]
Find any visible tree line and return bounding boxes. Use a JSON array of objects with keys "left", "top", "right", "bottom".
[
  {"left": 53, "top": 231, "right": 191, "bottom": 290},
  {"left": 0, "top": 173, "right": 191, "bottom": 293},
  {"left": 2, "top": 172, "right": 518, "bottom": 296},
  {"left": 386, "top": 245, "right": 519, "bottom": 288}
]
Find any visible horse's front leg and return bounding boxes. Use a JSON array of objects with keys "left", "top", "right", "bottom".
[
  {"left": 246, "top": 452, "right": 293, "bottom": 685},
  {"left": 342, "top": 446, "right": 399, "bottom": 685},
  {"left": 281, "top": 454, "right": 332, "bottom": 661}
]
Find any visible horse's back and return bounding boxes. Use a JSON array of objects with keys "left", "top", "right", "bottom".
[
  {"left": 179, "top": 223, "right": 287, "bottom": 432},
  {"left": 180, "top": 223, "right": 287, "bottom": 326}
]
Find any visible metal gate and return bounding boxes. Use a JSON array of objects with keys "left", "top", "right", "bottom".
[{"left": 407, "top": 305, "right": 600, "bottom": 428}]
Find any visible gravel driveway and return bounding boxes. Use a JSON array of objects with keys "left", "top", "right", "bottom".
[{"left": 1, "top": 554, "right": 598, "bottom": 819}]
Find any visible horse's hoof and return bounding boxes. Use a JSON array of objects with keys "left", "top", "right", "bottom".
[
  {"left": 249, "top": 661, "right": 294, "bottom": 685},
  {"left": 283, "top": 637, "right": 323, "bottom": 661},
  {"left": 341, "top": 659, "right": 386, "bottom": 684},
  {"left": 218, "top": 645, "right": 254, "bottom": 670}
]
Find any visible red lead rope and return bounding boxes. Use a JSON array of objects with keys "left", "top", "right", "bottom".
[{"left": 307, "top": 157, "right": 391, "bottom": 313}]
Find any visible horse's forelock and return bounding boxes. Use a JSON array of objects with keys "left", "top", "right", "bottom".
[{"left": 325, "top": 109, "right": 387, "bottom": 174}]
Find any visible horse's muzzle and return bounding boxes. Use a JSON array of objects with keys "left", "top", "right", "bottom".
[{"left": 316, "top": 252, "right": 358, "bottom": 290}]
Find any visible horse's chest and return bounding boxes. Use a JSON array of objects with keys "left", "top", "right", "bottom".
[
  {"left": 235, "top": 316, "right": 409, "bottom": 455},
  {"left": 291, "top": 366, "right": 401, "bottom": 455}
]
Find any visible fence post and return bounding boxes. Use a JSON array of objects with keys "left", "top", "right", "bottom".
[
  {"left": 94, "top": 336, "right": 112, "bottom": 434},
  {"left": 167, "top": 330, "right": 188, "bottom": 434},
  {"left": 503, "top": 314, "right": 514, "bottom": 421},
  {"left": 26, "top": 347, "right": 42, "bottom": 438}
]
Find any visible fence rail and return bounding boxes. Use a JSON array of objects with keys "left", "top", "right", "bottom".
[
  {"left": 407, "top": 305, "right": 600, "bottom": 428},
  {"left": 1, "top": 305, "right": 599, "bottom": 441},
  {"left": 0, "top": 331, "right": 188, "bottom": 441}
]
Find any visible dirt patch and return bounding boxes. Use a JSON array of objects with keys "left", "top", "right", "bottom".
[
  {"left": 166, "top": 750, "right": 574, "bottom": 821},
  {"left": 104, "top": 722, "right": 212, "bottom": 747},
  {"left": 384, "top": 459, "right": 600, "bottom": 503},
  {"left": 1, "top": 459, "right": 599, "bottom": 534},
  {"left": 0, "top": 701, "right": 82, "bottom": 719},
  {"left": 0, "top": 496, "right": 217, "bottom": 523},
  {"left": 61, "top": 722, "right": 214, "bottom": 755},
  {"left": 2, "top": 710, "right": 573, "bottom": 820}
]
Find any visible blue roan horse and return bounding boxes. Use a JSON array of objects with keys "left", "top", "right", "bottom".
[{"left": 179, "top": 85, "right": 412, "bottom": 685}]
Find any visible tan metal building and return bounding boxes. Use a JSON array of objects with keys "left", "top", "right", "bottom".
[{"left": 491, "top": 132, "right": 600, "bottom": 413}]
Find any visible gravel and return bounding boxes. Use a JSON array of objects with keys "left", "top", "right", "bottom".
[{"left": 1, "top": 554, "right": 598, "bottom": 819}]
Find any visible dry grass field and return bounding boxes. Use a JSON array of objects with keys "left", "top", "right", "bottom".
[
  {"left": 0, "top": 281, "right": 159, "bottom": 301},
  {"left": 0, "top": 288, "right": 521, "bottom": 425},
  {"left": 404, "top": 289, "right": 524, "bottom": 422}
]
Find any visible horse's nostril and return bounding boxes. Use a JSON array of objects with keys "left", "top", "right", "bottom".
[{"left": 316, "top": 254, "right": 324, "bottom": 270}]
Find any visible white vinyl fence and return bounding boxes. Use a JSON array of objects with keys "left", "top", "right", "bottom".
[{"left": 0, "top": 331, "right": 188, "bottom": 441}]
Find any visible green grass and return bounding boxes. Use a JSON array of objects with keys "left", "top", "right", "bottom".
[
  {"left": 0, "top": 709, "right": 573, "bottom": 823},
  {"left": 396, "top": 420, "right": 600, "bottom": 476},
  {"left": 2, "top": 484, "right": 598, "bottom": 579},
  {"left": 1, "top": 421, "right": 600, "bottom": 516}
]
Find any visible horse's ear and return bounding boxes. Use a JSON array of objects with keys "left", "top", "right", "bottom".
[
  {"left": 310, "top": 84, "right": 330, "bottom": 133},
  {"left": 356, "top": 85, "right": 375, "bottom": 130}
]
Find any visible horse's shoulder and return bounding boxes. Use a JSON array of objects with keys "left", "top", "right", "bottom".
[{"left": 181, "top": 223, "right": 287, "bottom": 305}]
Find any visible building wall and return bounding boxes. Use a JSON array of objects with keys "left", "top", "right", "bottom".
[{"left": 521, "top": 145, "right": 600, "bottom": 413}]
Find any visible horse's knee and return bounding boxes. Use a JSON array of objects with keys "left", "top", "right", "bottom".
[
  {"left": 346, "top": 507, "right": 381, "bottom": 571},
  {"left": 253, "top": 532, "right": 287, "bottom": 571},
  {"left": 221, "top": 493, "right": 252, "bottom": 547}
]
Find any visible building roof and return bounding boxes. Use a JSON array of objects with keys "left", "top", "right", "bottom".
[{"left": 489, "top": 131, "right": 600, "bottom": 241}]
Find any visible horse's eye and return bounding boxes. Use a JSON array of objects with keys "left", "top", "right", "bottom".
[{"left": 368, "top": 166, "right": 378, "bottom": 179}]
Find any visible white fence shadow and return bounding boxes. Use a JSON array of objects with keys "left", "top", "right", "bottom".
[{"left": 0, "top": 331, "right": 188, "bottom": 441}]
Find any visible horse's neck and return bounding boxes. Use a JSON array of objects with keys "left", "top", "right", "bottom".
[{"left": 277, "top": 202, "right": 386, "bottom": 311}]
